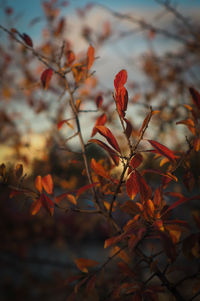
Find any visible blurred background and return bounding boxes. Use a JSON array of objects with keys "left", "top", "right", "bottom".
[{"left": 0, "top": 0, "right": 200, "bottom": 300}]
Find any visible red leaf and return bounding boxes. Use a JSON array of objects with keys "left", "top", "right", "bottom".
[
  {"left": 135, "top": 170, "right": 151, "bottom": 201},
  {"left": 91, "top": 158, "right": 110, "bottom": 179},
  {"left": 95, "top": 125, "right": 121, "bottom": 153},
  {"left": 95, "top": 95, "right": 103, "bottom": 108},
  {"left": 21, "top": 33, "right": 33, "bottom": 47},
  {"left": 148, "top": 140, "right": 176, "bottom": 162},
  {"left": 88, "top": 139, "right": 119, "bottom": 165},
  {"left": 76, "top": 182, "right": 99, "bottom": 197},
  {"left": 116, "top": 86, "right": 128, "bottom": 117},
  {"left": 41, "top": 193, "right": 54, "bottom": 216},
  {"left": 87, "top": 45, "right": 95, "bottom": 70},
  {"left": 91, "top": 113, "right": 107, "bottom": 137},
  {"left": 130, "top": 153, "right": 143, "bottom": 169},
  {"left": 138, "top": 112, "right": 151, "bottom": 137},
  {"left": 66, "top": 50, "right": 75, "bottom": 65},
  {"left": 124, "top": 118, "right": 132, "bottom": 139},
  {"left": 189, "top": 87, "right": 200, "bottom": 110},
  {"left": 41, "top": 68, "right": 53, "bottom": 90},
  {"left": 114, "top": 69, "right": 127, "bottom": 91},
  {"left": 42, "top": 174, "right": 53, "bottom": 194},
  {"left": 164, "top": 195, "right": 200, "bottom": 215},
  {"left": 126, "top": 171, "right": 139, "bottom": 200}
]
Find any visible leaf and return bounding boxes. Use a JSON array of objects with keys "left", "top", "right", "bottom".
[
  {"left": 138, "top": 112, "right": 151, "bottom": 137},
  {"left": 130, "top": 153, "right": 143, "bottom": 169},
  {"left": 176, "top": 119, "right": 196, "bottom": 135},
  {"left": 87, "top": 45, "right": 95, "bottom": 70},
  {"left": 57, "top": 119, "right": 74, "bottom": 130},
  {"left": 142, "top": 169, "right": 177, "bottom": 182},
  {"left": 193, "top": 137, "right": 200, "bottom": 152},
  {"left": 189, "top": 87, "right": 200, "bottom": 110},
  {"left": 126, "top": 172, "right": 139, "bottom": 200},
  {"left": 31, "top": 198, "right": 42, "bottom": 215},
  {"left": 114, "top": 69, "right": 127, "bottom": 90},
  {"left": 148, "top": 140, "right": 176, "bottom": 162},
  {"left": 42, "top": 174, "right": 53, "bottom": 194},
  {"left": 76, "top": 182, "right": 99, "bottom": 197},
  {"left": 153, "top": 187, "right": 163, "bottom": 207},
  {"left": 95, "top": 125, "right": 121, "bottom": 153},
  {"left": 20, "top": 33, "right": 33, "bottom": 47},
  {"left": 124, "top": 118, "right": 132, "bottom": 139},
  {"left": 135, "top": 170, "right": 152, "bottom": 201},
  {"left": 95, "top": 95, "right": 103, "bottom": 108},
  {"left": 88, "top": 139, "right": 119, "bottom": 165},
  {"left": 35, "top": 175, "right": 42, "bottom": 193},
  {"left": 91, "top": 158, "right": 110, "bottom": 179},
  {"left": 75, "top": 258, "right": 98, "bottom": 273},
  {"left": 116, "top": 86, "right": 128, "bottom": 117},
  {"left": 41, "top": 193, "right": 54, "bottom": 216},
  {"left": 66, "top": 50, "right": 75, "bottom": 65},
  {"left": 15, "top": 163, "right": 23, "bottom": 178},
  {"left": 104, "top": 233, "right": 125, "bottom": 248},
  {"left": 41, "top": 68, "right": 53, "bottom": 90},
  {"left": 120, "top": 201, "right": 141, "bottom": 215},
  {"left": 145, "top": 199, "right": 155, "bottom": 217},
  {"left": 163, "top": 195, "right": 200, "bottom": 215},
  {"left": 91, "top": 113, "right": 107, "bottom": 137}
]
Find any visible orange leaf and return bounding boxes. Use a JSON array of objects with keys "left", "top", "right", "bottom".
[
  {"left": 145, "top": 199, "right": 155, "bottom": 217},
  {"left": 42, "top": 174, "right": 53, "bottom": 194},
  {"left": 88, "top": 139, "right": 119, "bottom": 165},
  {"left": 87, "top": 45, "right": 95, "bottom": 70},
  {"left": 91, "top": 158, "right": 110, "bottom": 179},
  {"left": 114, "top": 69, "right": 127, "bottom": 91},
  {"left": 91, "top": 113, "right": 107, "bottom": 137},
  {"left": 104, "top": 233, "right": 124, "bottom": 248},
  {"left": 194, "top": 137, "right": 200, "bottom": 152},
  {"left": 76, "top": 182, "right": 99, "bottom": 197},
  {"left": 31, "top": 198, "right": 42, "bottom": 215},
  {"left": 35, "top": 175, "right": 42, "bottom": 193},
  {"left": 138, "top": 112, "right": 151, "bottom": 137},
  {"left": 130, "top": 153, "right": 143, "bottom": 169},
  {"left": 66, "top": 194, "right": 77, "bottom": 205},
  {"left": 75, "top": 258, "right": 98, "bottom": 273},
  {"left": 66, "top": 50, "right": 75, "bottom": 65},
  {"left": 176, "top": 119, "right": 196, "bottom": 135},
  {"left": 41, "top": 68, "right": 53, "bottom": 90},
  {"left": 57, "top": 119, "right": 74, "bottom": 130},
  {"left": 95, "top": 125, "right": 121, "bottom": 153},
  {"left": 148, "top": 140, "right": 176, "bottom": 162}
]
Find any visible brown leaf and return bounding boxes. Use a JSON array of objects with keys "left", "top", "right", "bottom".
[
  {"left": 42, "top": 174, "right": 53, "bottom": 194},
  {"left": 95, "top": 125, "right": 121, "bottom": 153},
  {"left": 41, "top": 68, "right": 53, "bottom": 90}
]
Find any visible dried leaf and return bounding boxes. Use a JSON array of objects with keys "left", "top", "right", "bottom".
[
  {"left": 41, "top": 68, "right": 53, "bottom": 90},
  {"left": 95, "top": 125, "right": 121, "bottom": 153},
  {"left": 42, "top": 174, "right": 53, "bottom": 194}
]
